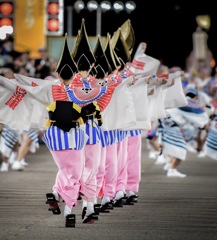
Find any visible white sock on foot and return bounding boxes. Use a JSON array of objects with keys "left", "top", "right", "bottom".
[
  {"left": 126, "top": 190, "right": 135, "bottom": 197},
  {"left": 82, "top": 200, "right": 87, "bottom": 209},
  {"left": 86, "top": 202, "right": 94, "bottom": 216},
  {"left": 101, "top": 195, "right": 110, "bottom": 205},
  {"left": 64, "top": 205, "right": 72, "bottom": 217},
  {"left": 115, "top": 190, "right": 124, "bottom": 200},
  {"left": 94, "top": 197, "right": 97, "bottom": 205},
  {"left": 52, "top": 191, "right": 60, "bottom": 201}
]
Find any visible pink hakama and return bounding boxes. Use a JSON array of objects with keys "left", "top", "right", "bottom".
[
  {"left": 96, "top": 146, "right": 106, "bottom": 198},
  {"left": 80, "top": 143, "right": 101, "bottom": 199},
  {"left": 103, "top": 143, "right": 118, "bottom": 198},
  {"left": 126, "top": 135, "right": 141, "bottom": 193},
  {"left": 116, "top": 136, "right": 128, "bottom": 192},
  {"left": 51, "top": 149, "right": 85, "bottom": 208}
]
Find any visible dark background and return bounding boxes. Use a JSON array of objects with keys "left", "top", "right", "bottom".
[{"left": 64, "top": 0, "right": 216, "bottom": 70}]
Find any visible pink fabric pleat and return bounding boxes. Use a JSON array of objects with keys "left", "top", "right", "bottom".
[
  {"left": 96, "top": 146, "right": 106, "bottom": 197},
  {"left": 103, "top": 143, "right": 118, "bottom": 198},
  {"left": 126, "top": 135, "right": 142, "bottom": 192},
  {"left": 80, "top": 143, "right": 101, "bottom": 199},
  {"left": 116, "top": 137, "right": 128, "bottom": 192},
  {"left": 51, "top": 149, "right": 85, "bottom": 208}
]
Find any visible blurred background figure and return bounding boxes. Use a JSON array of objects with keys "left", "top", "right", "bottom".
[{"left": 34, "top": 47, "right": 51, "bottom": 79}]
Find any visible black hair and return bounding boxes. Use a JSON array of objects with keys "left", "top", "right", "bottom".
[{"left": 186, "top": 92, "right": 197, "bottom": 98}]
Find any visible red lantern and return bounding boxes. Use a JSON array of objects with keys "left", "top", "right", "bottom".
[
  {"left": 47, "top": 18, "right": 59, "bottom": 32},
  {"left": 0, "top": 2, "right": 13, "bottom": 15},
  {"left": 48, "top": 2, "right": 59, "bottom": 15},
  {"left": 0, "top": 17, "right": 12, "bottom": 27},
  {"left": 46, "top": 0, "right": 63, "bottom": 36}
]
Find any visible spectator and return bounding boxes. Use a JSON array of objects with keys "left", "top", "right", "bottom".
[{"left": 34, "top": 47, "right": 50, "bottom": 79}]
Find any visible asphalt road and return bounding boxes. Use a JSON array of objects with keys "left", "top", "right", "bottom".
[{"left": 0, "top": 138, "right": 217, "bottom": 240}]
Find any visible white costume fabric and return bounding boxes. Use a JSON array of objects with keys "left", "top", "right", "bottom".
[
  {"left": 163, "top": 72, "right": 188, "bottom": 109},
  {"left": 122, "top": 77, "right": 150, "bottom": 131},
  {"left": 129, "top": 42, "right": 160, "bottom": 76},
  {"left": 0, "top": 76, "right": 37, "bottom": 131},
  {"left": 101, "top": 76, "right": 136, "bottom": 131}
]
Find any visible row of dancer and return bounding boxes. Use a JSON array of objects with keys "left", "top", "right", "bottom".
[
  {"left": 43, "top": 20, "right": 145, "bottom": 226},
  {"left": 0, "top": 19, "right": 188, "bottom": 227}
]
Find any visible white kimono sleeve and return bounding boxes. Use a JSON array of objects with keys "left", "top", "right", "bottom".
[
  {"left": 101, "top": 76, "right": 136, "bottom": 130},
  {"left": 163, "top": 73, "right": 188, "bottom": 109},
  {"left": 122, "top": 77, "right": 151, "bottom": 131}
]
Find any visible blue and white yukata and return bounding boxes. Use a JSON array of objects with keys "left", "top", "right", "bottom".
[{"left": 204, "top": 114, "right": 217, "bottom": 161}]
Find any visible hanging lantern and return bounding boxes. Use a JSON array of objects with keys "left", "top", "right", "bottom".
[{"left": 192, "top": 27, "right": 208, "bottom": 60}]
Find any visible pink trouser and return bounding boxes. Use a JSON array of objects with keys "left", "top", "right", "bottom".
[
  {"left": 80, "top": 143, "right": 101, "bottom": 200},
  {"left": 103, "top": 143, "right": 118, "bottom": 198},
  {"left": 51, "top": 149, "right": 84, "bottom": 208},
  {"left": 116, "top": 137, "right": 128, "bottom": 192},
  {"left": 126, "top": 135, "right": 142, "bottom": 193},
  {"left": 96, "top": 146, "right": 106, "bottom": 198}
]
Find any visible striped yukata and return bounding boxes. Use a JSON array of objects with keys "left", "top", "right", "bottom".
[
  {"left": 159, "top": 116, "right": 187, "bottom": 161},
  {"left": 23, "top": 128, "right": 39, "bottom": 153},
  {"left": 180, "top": 122, "right": 198, "bottom": 143},
  {"left": 167, "top": 97, "right": 209, "bottom": 155},
  {"left": 0, "top": 125, "right": 19, "bottom": 158},
  {"left": 204, "top": 114, "right": 217, "bottom": 161}
]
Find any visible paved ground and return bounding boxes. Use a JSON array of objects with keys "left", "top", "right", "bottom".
[{"left": 0, "top": 139, "right": 217, "bottom": 240}]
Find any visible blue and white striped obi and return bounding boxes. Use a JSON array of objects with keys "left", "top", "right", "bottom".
[
  {"left": 127, "top": 130, "right": 142, "bottom": 137},
  {"left": 116, "top": 130, "right": 128, "bottom": 143},
  {"left": 99, "top": 127, "right": 109, "bottom": 148},
  {"left": 116, "top": 130, "right": 123, "bottom": 143},
  {"left": 103, "top": 129, "right": 117, "bottom": 145},
  {"left": 42, "top": 126, "right": 87, "bottom": 151},
  {"left": 84, "top": 119, "right": 101, "bottom": 145}
]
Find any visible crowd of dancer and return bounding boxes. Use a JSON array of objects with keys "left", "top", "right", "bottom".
[
  {"left": 0, "top": 18, "right": 216, "bottom": 228},
  {"left": 146, "top": 63, "right": 217, "bottom": 177}
]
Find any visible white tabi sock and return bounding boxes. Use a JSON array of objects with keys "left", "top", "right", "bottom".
[
  {"left": 82, "top": 200, "right": 87, "bottom": 209},
  {"left": 101, "top": 195, "right": 111, "bottom": 205},
  {"left": 94, "top": 197, "right": 98, "bottom": 205},
  {"left": 115, "top": 190, "right": 124, "bottom": 200},
  {"left": 52, "top": 191, "right": 60, "bottom": 201},
  {"left": 126, "top": 190, "right": 136, "bottom": 197},
  {"left": 64, "top": 205, "right": 72, "bottom": 218},
  {"left": 86, "top": 202, "right": 94, "bottom": 216}
]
